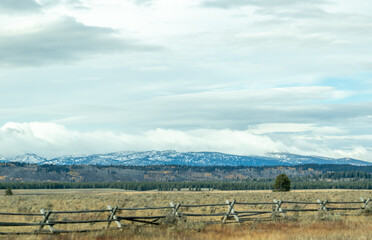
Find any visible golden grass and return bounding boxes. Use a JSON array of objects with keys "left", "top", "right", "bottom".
[
  {"left": 0, "top": 189, "right": 371, "bottom": 239},
  {"left": 19, "top": 216, "right": 370, "bottom": 240}
]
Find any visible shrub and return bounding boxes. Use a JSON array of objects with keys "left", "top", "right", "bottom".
[
  {"left": 5, "top": 188, "right": 13, "bottom": 196},
  {"left": 273, "top": 174, "right": 291, "bottom": 192}
]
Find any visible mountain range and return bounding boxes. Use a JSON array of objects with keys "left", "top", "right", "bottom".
[{"left": 0, "top": 151, "right": 371, "bottom": 166}]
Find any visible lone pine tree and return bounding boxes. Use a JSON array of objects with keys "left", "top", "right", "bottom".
[
  {"left": 273, "top": 174, "right": 291, "bottom": 192},
  {"left": 5, "top": 188, "right": 13, "bottom": 196}
]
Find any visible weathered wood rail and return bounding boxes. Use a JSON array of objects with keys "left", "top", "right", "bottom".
[{"left": 0, "top": 197, "right": 370, "bottom": 235}]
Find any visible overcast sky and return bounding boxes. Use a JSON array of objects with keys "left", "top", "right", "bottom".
[{"left": 1, "top": 0, "right": 372, "bottom": 161}]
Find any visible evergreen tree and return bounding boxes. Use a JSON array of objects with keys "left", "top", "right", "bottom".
[
  {"left": 273, "top": 174, "right": 291, "bottom": 192},
  {"left": 5, "top": 188, "right": 13, "bottom": 196}
]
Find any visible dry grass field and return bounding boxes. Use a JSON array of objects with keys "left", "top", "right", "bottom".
[{"left": 0, "top": 189, "right": 371, "bottom": 240}]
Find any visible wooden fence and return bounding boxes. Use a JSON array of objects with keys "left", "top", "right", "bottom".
[{"left": 0, "top": 197, "right": 370, "bottom": 235}]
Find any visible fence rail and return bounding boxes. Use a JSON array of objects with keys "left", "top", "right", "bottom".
[{"left": 0, "top": 197, "right": 370, "bottom": 235}]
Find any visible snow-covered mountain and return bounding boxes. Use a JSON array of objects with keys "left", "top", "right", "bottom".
[
  {"left": 267, "top": 153, "right": 370, "bottom": 165},
  {"left": 2, "top": 153, "right": 46, "bottom": 164},
  {"left": 0, "top": 151, "right": 371, "bottom": 166}
]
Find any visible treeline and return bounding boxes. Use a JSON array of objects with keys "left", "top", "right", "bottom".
[
  {"left": 35, "top": 163, "right": 372, "bottom": 173},
  {"left": 1, "top": 180, "right": 371, "bottom": 191},
  {"left": 292, "top": 171, "right": 372, "bottom": 181},
  {"left": 320, "top": 171, "right": 372, "bottom": 180},
  {"left": 292, "top": 180, "right": 372, "bottom": 189},
  {"left": 0, "top": 181, "right": 273, "bottom": 191},
  {"left": 292, "top": 164, "right": 372, "bottom": 173},
  {"left": 3, "top": 162, "right": 372, "bottom": 173}
]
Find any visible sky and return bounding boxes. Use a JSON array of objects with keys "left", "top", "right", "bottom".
[{"left": 0, "top": 0, "right": 372, "bottom": 161}]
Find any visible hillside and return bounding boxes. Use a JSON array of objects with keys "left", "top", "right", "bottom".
[
  {"left": 1, "top": 162, "right": 371, "bottom": 183},
  {"left": 1, "top": 151, "right": 371, "bottom": 166}
]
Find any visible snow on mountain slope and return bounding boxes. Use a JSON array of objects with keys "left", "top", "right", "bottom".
[
  {"left": 268, "top": 153, "right": 370, "bottom": 165},
  {"left": 1, "top": 151, "right": 371, "bottom": 166},
  {"left": 7, "top": 153, "right": 46, "bottom": 164},
  {"left": 0, "top": 155, "right": 6, "bottom": 162}
]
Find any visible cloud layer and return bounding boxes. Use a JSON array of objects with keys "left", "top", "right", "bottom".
[
  {"left": 0, "top": 18, "right": 161, "bottom": 67},
  {"left": 0, "top": 122, "right": 371, "bottom": 162},
  {"left": 0, "top": 0, "right": 41, "bottom": 12},
  {"left": 1, "top": 0, "right": 372, "bottom": 161}
]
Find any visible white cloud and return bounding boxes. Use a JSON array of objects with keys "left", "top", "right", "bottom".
[
  {"left": 249, "top": 123, "right": 314, "bottom": 134},
  {"left": 0, "top": 122, "right": 371, "bottom": 162},
  {"left": 249, "top": 123, "right": 347, "bottom": 135},
  {"left": 0, "top": 0, "right": 372, "bottom": 161},
  {"left": 0, "top": 122, "right": 285, "bottom": 157}
]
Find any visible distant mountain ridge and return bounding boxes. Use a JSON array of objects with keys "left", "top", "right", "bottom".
[{"left": 0, "top": 151, "right": 371, "bottom": 166}]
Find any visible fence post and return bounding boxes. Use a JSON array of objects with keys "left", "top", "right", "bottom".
[
  {"left": 107, "top": 205, "right": 122, "bottom": 229},
  {"left": 39, "top": 209, "right": 55, "bottom": 234},
  {"left": 273, "top": 199, "right": 286, "bottom": 218},
  {"left": 170, "top": 202, "right": 181, "bottom": 219},
  {"left": 361, "top": 198, "right": 370, "bottom": 209},
  {"left": 317, "top": 199, "right": 328, "bottom": 211},
  {"left": 222, "top": 200, "right": 239, "bottom": 223}
]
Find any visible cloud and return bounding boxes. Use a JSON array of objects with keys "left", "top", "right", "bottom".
[
  {"left": 0, "top": 122, "right": 371, "bottom": 161},
  {"left": 249, "top": 123, "right": 315, "bottom": 134},
  {"left": 0, "top": 0, "right": 41, "bottom": 12},
  {"left": 111, "top": 86, "right": 353, "bottom": 129},
  {"left": 38, "top": 0, "right": 88, "bottom": 10},
  {"left": 131, "top": 0, "right": 153, "bottom": 5},
  {"left": 202, "top": 0, "right": 329, "bottom": 23},
  {"left": 202, "top": 0, "right": 255, "bottom": 9},
  {"left": 0, "top": 86, "right": 363, "bottom": 132},
  {"left": 0, "top": 17, "right": 163, "bottom": 67},
  {"left": 0, "top": 0, "right": 371, "bottom": 163},
  {"left": 201, "top": 0, "right": 324, "bottom": 9},
  {"left": 0, "top": 122, "right": 285, "bottom": 157}
]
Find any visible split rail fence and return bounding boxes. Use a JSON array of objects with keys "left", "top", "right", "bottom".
[{"left": 0, "top": 197, "right": 370, "bottom": 235}]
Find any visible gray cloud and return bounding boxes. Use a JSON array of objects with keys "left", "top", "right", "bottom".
[
  {"left": 39, "top": 0, "right": 88, "bottom": 10},
  {"left": 202, "top": 0, "right": 324, "bottom": 9},
  {"left": 202, "top": 0, "right": 252, "bottom": 9},
  {"left": 127, "top": 100, "right": 372, "bottom": 131},
  {"left": 2, "top": 86, "right": 369, "bottom": 132},
  {"left": 0, "top": 0, "right": 41, "bottom": 12},
  {"left": 131, "top": 0, "right": 153, "bottom": 5},
  {"left": 202, "top": 0, "right": 330, "bottom": 22},
  {"left": 0, "top": 18, "right": 163, "bottom": 67},
  {"left": 19, "top": 87, "right": 364, "bottom": 132},
  {"left": 1, "top": 85, "right": 372, "bottom": 160},
  {"left": 0, "top": 0, "right": 371, "bottom": 161}
]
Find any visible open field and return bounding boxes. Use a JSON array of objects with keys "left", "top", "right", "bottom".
[
  {"left": 34, "top": 219, "right": 372, "bottom": 240},
  {"left": 0, "top": 189, "right": 371, "bottom": 239},
  {"left": 8, "top": 188, "right": 372, "bottom": 195}
]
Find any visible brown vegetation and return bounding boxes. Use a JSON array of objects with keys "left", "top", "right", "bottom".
[{"left": 0, "top": 189, "right": 371, "bottom": 239}]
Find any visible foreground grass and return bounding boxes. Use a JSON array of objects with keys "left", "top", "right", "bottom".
[
  {"left": 0, "top": 189, "right": 371, "bottom": 239},
  {"left": 2, "top": 217, "right": 370, "bottom": 240}
]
